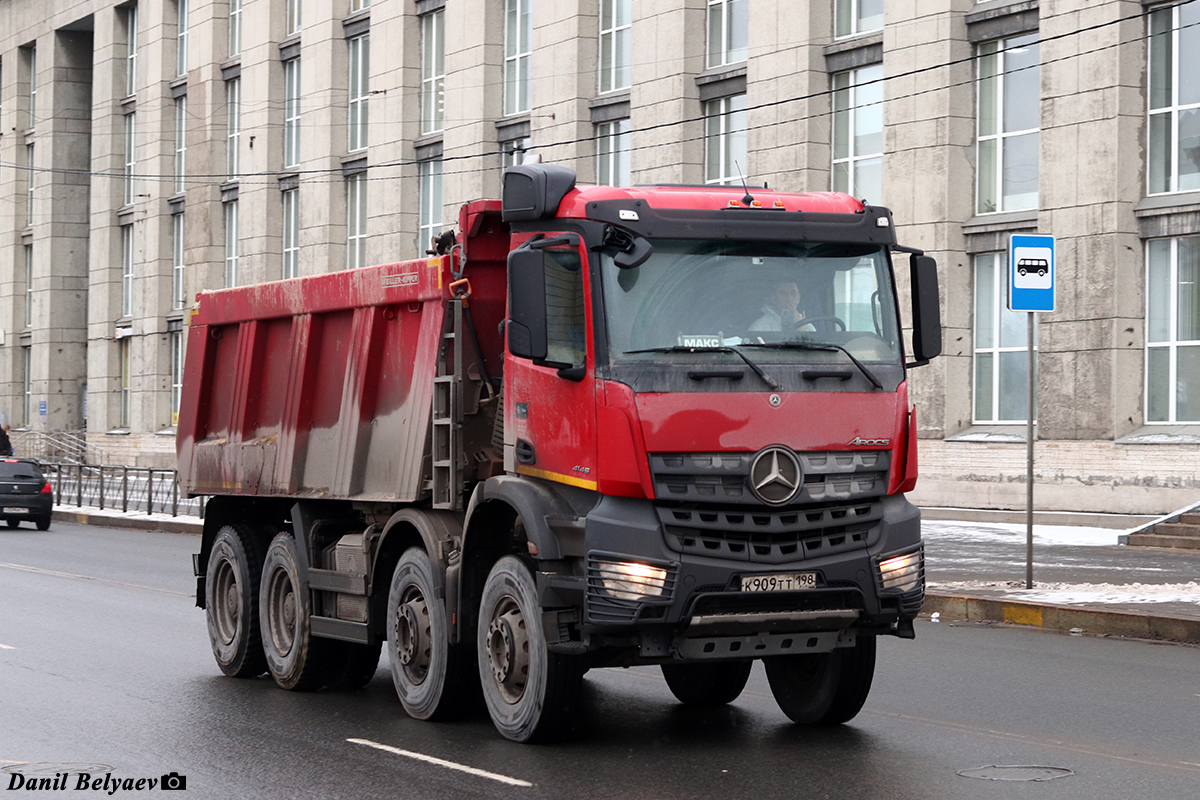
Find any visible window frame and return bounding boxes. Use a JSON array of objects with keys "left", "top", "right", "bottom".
[
  {"left": 598, "top": 0, "right": 632, "bottom": 94},
  {"left": 286, "top": 0, "right": 301, "bottom": 37},
  {"left": 596, "top": 118, "right": 631, "bottom": 187},
  {"left": 706, "top": 0, "right": 747, "bottom": 70},
  {"left": 170, "top": 330, "right": 184, "bottom": 426},
  {"left": 834, "top": 0, "right": 884, "bottom": 39},
  {"left": 177, "top": 0, "right": 189, "bottom": 77},
  {"left": 284, "top": 58, "right": 301, "bottom": 168},
  {"left": 421, "top": 10, "right": 445, "bottom": 135},
  {"left": 172, "top": 213, "right": 186, "bottom": 309},
  {"left": 1146, "top": 236, "right": 1200, "bottom": 423},
  {"left": 418, "top": 160, "right": 443, "bottom": 256},
  {"left": 832, "top": 63, "right": 883, "bottom": 203},
  {"left": 121, "top": 224, "right": 134, "bottom": 318},
  {"left": 504, "top": 0, "right": 532, "bottom": 116},
  {"left": 24, "top": 244, "right": 33, "bottom": 329},
  {"left": 229, "top": 0, "right": 242, "bottom": 58},
  {"left": 973, "top": 252, "right": 1037, "bottom": 424},
  {"left": 1147, "top": 3, "right": 1200, "bottom": 195},
  {"left": 346, "top": 174, "right": 368, "bottom": 270},
  {"left": 226, "top": 77, "right": 240, "bottom": 180},
  {"left": 224, "top": 200, "right": 239, "bottom": 287},
  {"left": 123, "top": 112, "right": 136, "bottom": 206},
  {"left": 282, "top": 188, "right": 300, "bottom": 279},
  {"left": 119, "top": 337, "right": 132, "bottom": 429},
  {"left": 976, "top": 34, "right": 1040, "bottom": 215},
  {"left": 348, "top": 33, "right": 370, "bottom": 151},
  {"left": 26, "top": 143, "right": 34, "bottom": 227},
  {"left": 126, "top": 5, "right": 138, "bottom": 97},
  {"left": 704, "top": 94, "right": 748, "bottom": 185},
  {"left": 174, "top": 95, "right": 187, "bottom": 194}
]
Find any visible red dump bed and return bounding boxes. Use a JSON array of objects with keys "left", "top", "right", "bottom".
[{"left": 177, "top": 201, "right": 509, "bottom": 501}]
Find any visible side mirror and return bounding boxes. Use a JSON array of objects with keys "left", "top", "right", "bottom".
[
  {"left": 507, "top": 248, "right": 547, "bottom": 361},
  {"left": 909, "top": 254, "right": 942, "bottom": 364}
]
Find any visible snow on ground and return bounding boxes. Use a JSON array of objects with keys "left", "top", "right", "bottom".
[
  {"left": 923, "top": 520, "right": 1120, "bottom": 547},
  {"left": 927, "top": 580, "right": 1200, "bottom": 607}
]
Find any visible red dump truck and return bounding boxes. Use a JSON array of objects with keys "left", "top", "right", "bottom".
[{"left": 179, "top": 163, "right": 941, "bottom": 742}]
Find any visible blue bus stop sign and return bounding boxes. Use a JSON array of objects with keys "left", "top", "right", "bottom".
[{"left": 1009, "top": 234, "right": 1055, "bottom": 312}]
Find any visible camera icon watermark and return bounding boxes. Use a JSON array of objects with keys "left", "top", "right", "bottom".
[{"left": 160, "top": 772, "right": 187, "bottom": 791}]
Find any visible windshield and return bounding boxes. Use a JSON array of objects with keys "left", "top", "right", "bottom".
[{"left": 600, "top": 239, "right": 902, "bottom": 364}]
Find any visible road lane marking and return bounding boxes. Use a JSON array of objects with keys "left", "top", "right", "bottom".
[
  {"left": 0, "top": 562, "right": 189, "bottom": 597},
  {"left": 0, "top": 643, "right": 14, "bottom": 650},
  {"left": 347, "top": 739, "right": 533, "bottom": 787}
]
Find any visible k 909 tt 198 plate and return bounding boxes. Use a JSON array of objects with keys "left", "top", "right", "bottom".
[{"left": 740, "top": 572, "right": 817, "bottom": 592}]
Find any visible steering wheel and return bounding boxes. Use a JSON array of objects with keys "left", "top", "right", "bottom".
[{"left": 793, "top": 315, "right": 846, "bottom": 331}]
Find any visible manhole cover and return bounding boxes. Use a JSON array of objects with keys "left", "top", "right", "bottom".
[
  {"left": 2, "top": 763, "right": 114, "bottom": 777},
  {"left": 957, "top": 765, "right": 1074, "bottom": 782}
]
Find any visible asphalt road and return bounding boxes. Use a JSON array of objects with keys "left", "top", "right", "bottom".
[{"left": 2, "top": 521, "right": 1198, "bottom": 799}]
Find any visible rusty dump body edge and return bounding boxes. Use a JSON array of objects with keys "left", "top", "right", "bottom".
[{"left": 176, "top": 201, "right": 509, "bottom": 502}]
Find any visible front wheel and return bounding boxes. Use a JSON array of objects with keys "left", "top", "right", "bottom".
[
  {"left": 260, "top": 533, "right": 327, "bottom": 691},
  {"left": 477, "top": 555, "right": 582, "bottom": 743},
  {"left": 764, "top": 635, "right": 876, "bottom": 725},
  {"left": 661, "top": 660, "right": 753, "bottom": 706},
  {"left": 387, "top": 548, "right": 474, "bottom": 719}
]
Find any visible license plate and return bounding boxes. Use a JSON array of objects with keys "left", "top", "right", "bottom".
[
  {"left": 740, "top": 572, "right": 817, "bottom": 592},
  {"left": 3, "top": 507, "right": 27, "bottom": 514}
]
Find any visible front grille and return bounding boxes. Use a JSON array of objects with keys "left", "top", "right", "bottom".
[
  {"left": 657, "top": 500, "right": 881, "bottom": 564},
  {"left": 650, "top": 450, "right": 889, "bottom": 506}
]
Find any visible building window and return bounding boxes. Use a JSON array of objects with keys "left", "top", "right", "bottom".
[
  {"left": 172, "top": 213, "right": 186, "bottom": 309},
  {"left": 22, "top": 346, "right": 32, "bottom": 427},
  {"left": 26, "top": 45, "right": 37, "bottom": 129},
  {"left": 977, "top": 33, "right": 1039, "bottom": 214},
  {"left": 835, "top": 0, "right": 883, "bottom": 39},
  {"left": 704, "top": 94, "right": 748, "bottom": 185},
  {"left": 284, "top": 58, "right": 301, "bottom": 168},
  {"left": 1146, "top": 237, "right": 1200, "bottom": 422},
  {"left": 347, "top": 174, "right": 367, "bottom": 270},
  {"left": 226, "top": 78, "right": 240, "bottom": 180},
  {"left": 419, "top": 160, "right": 443, "bottom": 256},
  {"left": 286, "top": 0, "right": 301, "bottom": 37},
  {"left": 282, "top": 188, "right": 299, "bottom": 279},
  {"left": 1148, "top": 3, "right": 1200, "bottom": 195},
  {"left": 170, "top": 331, "right": 183, "bottom": 426},
  {"left": 121, "top": 225, "right": 134, "bottom": 317},
  {"left": 24, "top": 245, "right": 33, "bottom": 329},
  {"left": 229, "top": 0, "right": 242, "bottom": 58},
  {"left": 351, "top": 0, "right": 371, "bottom": 11},
  {"left": 421, "top": 11, "right": 445, "bottom": 134},
  {"left": 974, "top": 253, "right": 1035, "bottom": 423},
  {"left": 224, "top": 200, "right": 239, "bottom": 287},
  {"left": 832, "top": 63, "right": 883, "bottom": 203},
  {"left": 124, "top": 113, "right": 136, "bottom": 206},
  {"left": 502, "top": 138, "right": 530, "bottom": 169},
  {"left": 596, "top": 119, "right": 630, "bottom": 187},
  {"left": 599, "top": 0, "right": 632, "bottom": 93},
  {"left": 177, "top": 0, "right": 189, "bottom": 76},
  {"left": 348, "top": 34, "right": 370, "bottom": 151},
  {"left": 26, "top": 143, "right": 34, "bottom": 226},
  {"left": 174, "top": 95, "right": 187, "bottom": 194},
  {"left": 126, "top": 5, "right": 138, "bottom": 97},
  {"left": 504, "top": 0, "right": 532, "bottom": 116},
  {"left": 706, "top": 0, "right": 747, "bottom": 69},
  {"left": 119, "top": 338, "right": 131, "bottom": 428}
]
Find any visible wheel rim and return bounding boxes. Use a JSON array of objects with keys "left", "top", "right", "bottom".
[
  {"left": 212, "top": 557, "right": 239, "bottom": 646},
  {"left": 394, "top": 587, "right": 431, "bottom": 685},
  {"left": 485, "top": 595, "right": 530, "bottom": 705},
  {"left": 266, "top": 565, "right": 296, "bottom": 657}
]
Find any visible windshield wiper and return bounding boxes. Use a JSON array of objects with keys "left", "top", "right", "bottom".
[
  {"left": 624, "top": 346, "right": 780, "bottom": 389},
  {"left": 740, "top": 340, "right": 884, "bottom": 390}
]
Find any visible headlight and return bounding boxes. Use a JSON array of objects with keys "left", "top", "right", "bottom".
[
  {"left": 878, "top": 549, "right": 923, "bottom": 593},
  {"left": 595, "top": 559, "right": 669, "bottom": 601}
]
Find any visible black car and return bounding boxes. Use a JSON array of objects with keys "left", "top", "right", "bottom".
[{"left": 0, "top": 459, "right": 53, "bottom": 530}]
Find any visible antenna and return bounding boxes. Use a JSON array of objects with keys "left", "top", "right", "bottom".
[{"left": 734, "top": 161, "right": 754, "bottom": 206}]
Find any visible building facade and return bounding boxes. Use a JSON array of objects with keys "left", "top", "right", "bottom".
[{"left": 0, "top": 0, "right": 1197, "bottom": 513}]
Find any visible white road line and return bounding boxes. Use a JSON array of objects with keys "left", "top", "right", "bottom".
[
  {"left": 0, "top": 562, "right": 188, "bottom": 597},
  {"left": 347, "top": 738, "right": 533, "bottom": 788},
  {"left": 0, "top": 643, "right": 15, "bottom": 650}
]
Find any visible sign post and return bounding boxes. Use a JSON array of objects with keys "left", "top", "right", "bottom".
[{"left": 1008, "top": 234, "right": 1055, "bottom": 590}]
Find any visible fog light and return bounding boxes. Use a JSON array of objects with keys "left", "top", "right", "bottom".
[
  {"left": 596, "top": 560, "right": 668, "bottom": 601},
  {"left": 878, "top": 550, "right": 923, "bottom": 593}
]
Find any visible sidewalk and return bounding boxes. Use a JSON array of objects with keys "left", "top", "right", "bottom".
[
  {"left": 922, "top": 519, "right": 1200, "bottom": 643},
  {"left": 49, "top": 503, "right": 1200, "bottom": 643}
]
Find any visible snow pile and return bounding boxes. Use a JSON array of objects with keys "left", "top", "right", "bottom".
[
  {"left": 927, "top": 580, "right": 1200, "bottom": 606},
  {"left": 923, "top": 520, "right": 1120, "bottom": 547}
]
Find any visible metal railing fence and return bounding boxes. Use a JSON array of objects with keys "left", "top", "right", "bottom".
[{"left": 44, "top": 463, "right": 205, "bottom": 519}]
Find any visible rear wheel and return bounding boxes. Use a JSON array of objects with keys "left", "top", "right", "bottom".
[
  {"left": 661, "top": 660, "right": 753, "bottom": 706},
  {"left": 764, "top": 635, "right": 876, "bottom": 725},
  {"left": 204, "top": 523, "right": 267, "bottom": 678},
  {"left": 260, "top": 532, "right": 327, "bottom": 691},
  {"left": 36, "top": 516, "right": 50, "bottom": 531},
  {"left": 477, "top": 555, "right": 583, "bottom": 743},
  {"left": 387, "top": 548, "right": 475, "bottom": 719}
]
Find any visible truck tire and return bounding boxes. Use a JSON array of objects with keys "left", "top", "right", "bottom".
[
  {"left": 477, "top": 555, "right": 583, "bottom": 743},
  {"left": 661, "top": 660, "right": 753, "bottom": 706},
  {"left": 386, "top": 548, "right": 474, "bottom": 719},
  {"left": 260, "top": 532, "right": 327, "bottom": 691},
  {"left": 205, "top": 523, "right": 267, "bottom": 678},
  {"left": 325, "top": 640, "right": 381, "bottom": 691},
  {"left": 764, "top": 634, "right": 876, "bottom": 725}
]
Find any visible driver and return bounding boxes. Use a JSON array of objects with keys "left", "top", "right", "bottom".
[{"left": 748, "top": 280, "right": 814, "bottom": 332}]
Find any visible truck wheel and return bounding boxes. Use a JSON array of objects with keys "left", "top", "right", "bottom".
[
  {"left": 661, "top": 660, "right": 753, "bottom": 706},
  {"left": 764, "top": 634, "right": 876, "bottom": 725},
  {"left": 477, "top": 555, "right": 583, "bottom": 743},
  {"left": 260, "top": 532, "right": 327, "bottom": 691},
  {"left": 205, "top": 523, "right": 268, "bottom": 678},
  {"left": 386, "top": 548, "right": 473, "bottom": 719},
  {"left": 325, "top": 640, "right": 381, "bottom": 691}
]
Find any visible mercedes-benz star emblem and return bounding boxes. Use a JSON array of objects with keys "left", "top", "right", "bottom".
[{"left": 749, "top": 446, "right": 802, "bottom": 505}]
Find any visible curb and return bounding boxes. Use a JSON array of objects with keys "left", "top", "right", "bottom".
[
  {"left": 51, "top": 508, "right": 202, "bottom": 535},
  {"left": 923, "top": 592, "right": 1200, "bottom": 644}
]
